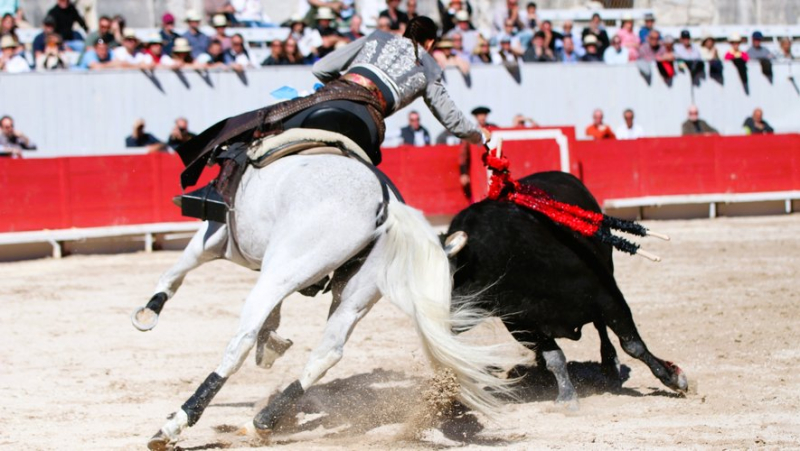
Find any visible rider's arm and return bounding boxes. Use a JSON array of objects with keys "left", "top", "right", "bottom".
[
  {"left": 423, "top": 77, "right": 483, "bottom": 144},
  {"left": 311, "top": 36, "right": 369, "bottom": 83}
]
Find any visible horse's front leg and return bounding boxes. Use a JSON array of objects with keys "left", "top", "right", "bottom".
[
  {"left": 131, "top": 221, "right": 227, "bottom": 331},
  {"left": 147, "top": 272, "right": 289, "bottom": 450}
]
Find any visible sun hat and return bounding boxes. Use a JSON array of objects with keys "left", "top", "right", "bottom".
[
  {"left": 172, "top": 37, "right": 192, "bottom": 53},
  {"left": 212, "top": 14, "right": 227, "bottom": 27},
  {"left": 316, "top": 7, "right": 336, "bottom": 21},
  {"left": 146, "top": 33, "right": 163, "bottom": 45},
  {"left": 185, "top": 9, "right": 202, "bottom": 22},
  {"left": 0, "top": 35, "right": 17, "bottom": 49}
]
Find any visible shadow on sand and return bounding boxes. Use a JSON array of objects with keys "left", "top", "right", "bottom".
[
  {"left": 188, "top": 362, "right": 679, "bottom": 450},
  {"left": 506, "top": 361, "right": 684, "bottom": 402}
]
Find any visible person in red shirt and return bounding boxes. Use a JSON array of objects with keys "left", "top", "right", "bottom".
[
  {"left": 724, "top": 33, "right": 749, "bottom": 61},
  {"left": 585, "top": 109, "right": 616, "bottom": 140}
]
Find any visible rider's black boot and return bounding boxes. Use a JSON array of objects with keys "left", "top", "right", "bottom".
[{"left": 180, "top": 182, "right": 229, "bottom": 223}]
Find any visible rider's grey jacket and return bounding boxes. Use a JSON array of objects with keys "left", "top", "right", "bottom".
[{"left": 312, "top": 30, "right": 483, "bottom": 144}]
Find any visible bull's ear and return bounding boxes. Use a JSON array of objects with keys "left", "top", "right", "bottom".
[{"left": 444, "top": 231, "right": 468, "bottom": 258}]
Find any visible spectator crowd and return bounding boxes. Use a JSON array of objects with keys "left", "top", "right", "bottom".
[
  {"left": 0, "top": 0, "right": 797, "bottom": 74},
  {"left": 0, "top": 0, "right": 789, "bottom": 160}
]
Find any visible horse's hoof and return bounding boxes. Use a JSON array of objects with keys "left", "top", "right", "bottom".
[
  {"left": 255, "top": 427, "right": 272, "bottom": 441},
  {"left": 235, "top": 421, "right": 271, "bottom": 441},
  {"left": 147, "top": 430, "right": 172, "bottom": 451},
  {"left": 131, "top": 306, "right": 159, "bottom": 331},
  {"left": 255, "top": 333, "right": 293, "bottom": 369}
]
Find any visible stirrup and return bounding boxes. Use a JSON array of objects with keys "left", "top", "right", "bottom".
[{"left": 180, "top": 183, "right": 229, "bottom": 223}]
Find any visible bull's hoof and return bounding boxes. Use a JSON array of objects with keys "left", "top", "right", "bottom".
[
  {"left": 665, "top": 361, "right": 690, "bottom": 394},
  {"left": 147, "top": 430, "right": 172, "bottom": 451},
  {"left": 555, "top": 394, "right": 580, "bottom": 411}
]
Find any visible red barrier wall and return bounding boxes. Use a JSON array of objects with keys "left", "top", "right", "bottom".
[
  {"left": 0, "top": 154, "right": 217, "bottom": 233},
  {"left": 1, "top": 132, "right": 798, "bottom": 233},
  {"left": 572, "top": 134, "right": 800, "bottom": 204}
]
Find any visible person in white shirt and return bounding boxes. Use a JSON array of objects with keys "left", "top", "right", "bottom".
[
  {"left": 231, "top": 0, "right": 272, "bottom": 27},
  {"left": 225, "top": 33, "right": 254, "bottom": 70},
  {"left": 674, "top": 29, "right": 701, "bottom": 61},
  {"left": 616, "top": 109, "right": 645, "bottom": 140},
  {"left": 0, "top": 35, "right": 30, "bottom": 73},
  {"left": 603, "top": 34, "right": 629, "bottom": 65},
  {"left": 445, "top": 10, "right": 479, "bottom": 56},
  {"left": 113, "top": 29, "right": 148, "bottom": 66}
]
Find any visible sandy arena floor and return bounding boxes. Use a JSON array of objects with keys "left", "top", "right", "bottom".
[{"left": 1, "top": 215, "right": 799, "bottom": 450}]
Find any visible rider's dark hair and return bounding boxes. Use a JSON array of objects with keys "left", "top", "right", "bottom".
[{"left": 404, "top": 16, "right": 438, "bottom": 62}]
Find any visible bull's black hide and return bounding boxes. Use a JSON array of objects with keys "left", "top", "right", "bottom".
[{"left": 448, "top": 171, "right": 687, "bottom": 406}]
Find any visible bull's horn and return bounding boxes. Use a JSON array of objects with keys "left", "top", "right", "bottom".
[{"left": 444, "top": 231, "right": 468, "bottom": 258}]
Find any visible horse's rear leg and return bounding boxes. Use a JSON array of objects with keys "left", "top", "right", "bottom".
[
  {"left": 252, "top": 252, "right": 380, "bottom": 434},
  {"left": 600, "top": 293, "right": 688, "bottom": 394},
  {"left": 132, "top": 222, "right": 227, "bottom": 331}
]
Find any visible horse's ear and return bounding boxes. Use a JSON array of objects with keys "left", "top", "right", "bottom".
[{"left": 443, "top": 231, "right": 468, "bottom": 258}]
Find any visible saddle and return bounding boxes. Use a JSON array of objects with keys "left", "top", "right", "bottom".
[{"left": 179, "top": 128, "right": 403, "bottom": 225}]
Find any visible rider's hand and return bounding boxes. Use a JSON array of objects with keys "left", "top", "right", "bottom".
[
  {"left": 481, "top": 128, "right": 492, "bottom": 145},
  {"left": 459, "top": 174, "right": 470, "bottom": 187}
]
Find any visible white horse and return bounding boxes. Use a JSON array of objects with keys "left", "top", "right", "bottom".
[{"left": 134, "top": 144, "right": 517, "bottom": 449}]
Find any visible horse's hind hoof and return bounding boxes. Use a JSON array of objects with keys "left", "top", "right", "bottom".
[{"left": 147, "top": 430, "right": 172, "bottom": 451}]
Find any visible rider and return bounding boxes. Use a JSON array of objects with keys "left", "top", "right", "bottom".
[
  {"left": 299, "top": 15, "right": 491, "bottom": 164},
  {"left": 178, "top": 16, "right": 489, "bottom": 218},
  {"left": 179, "top": 16, "right": 489, "bottom": 177}
]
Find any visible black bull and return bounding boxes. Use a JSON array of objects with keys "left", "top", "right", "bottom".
[{"left": 447, "top": 171, "right": 688, "bottom": 406}]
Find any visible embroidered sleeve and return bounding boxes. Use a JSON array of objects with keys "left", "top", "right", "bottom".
[{"left": 312, "top": 36, "right": 369, "bottom": 82}]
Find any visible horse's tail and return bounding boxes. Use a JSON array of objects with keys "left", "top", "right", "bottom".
[{"left": 375, "top": 202, "right": 517, "bottom": 418}]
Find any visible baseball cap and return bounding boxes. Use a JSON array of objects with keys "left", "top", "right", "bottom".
[
  {"left": 680, "top": 30, "right": 691, "bottom": 39},
  {"left": 752, "top": 31, "right": 764, "bottom": 40},
  {"left": 162, "top": 12, "right": 175, "bottom": 24}
]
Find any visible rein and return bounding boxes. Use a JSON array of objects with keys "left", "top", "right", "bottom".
[{"left": 482, "top": 143, "right": 668, "bottom": 262}]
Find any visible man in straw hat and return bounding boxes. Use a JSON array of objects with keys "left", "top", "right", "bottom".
[
  {"left": 182, "top": 9, "right": 210, "bottom": 58},
  {"left": 0, "top": 35, "right": 29, "bottom": 73},
  {"left": 211, "top": 14, "right": 232, "bottom": 51},
  {"left": 113, "top": 29, "right": 148, "bottom": 66},
  {"left": 160, "top": 37, "right": 195, "bottom": 69}
]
